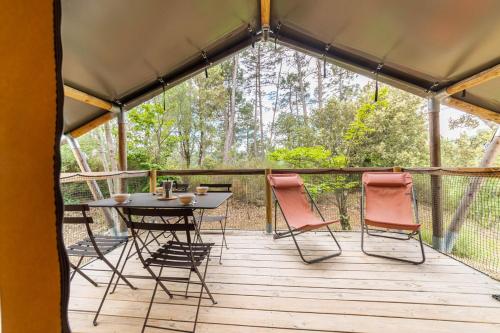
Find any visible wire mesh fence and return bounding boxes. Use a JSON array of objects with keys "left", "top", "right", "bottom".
[
  {"left": 60, "top": 171, "right": 149, "bottom": 249},
  {"left": 59, "top": 168, "right": 499, "bottom": 280}
]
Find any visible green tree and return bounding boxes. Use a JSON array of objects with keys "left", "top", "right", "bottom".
[{"left": 127, "top": 96, "right": 178, "bottom": 170}]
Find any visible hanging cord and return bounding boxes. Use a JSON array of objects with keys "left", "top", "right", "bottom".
[
  {"left": 158, "top": 78, "right": 166, "bottom": 111},
  {"left": 374, "top": 63, "right": 383, "bottom": 102},
  {"left": 201, "top": 51, "right": 210, "bottom": 78},
  {"left": 426, "top": 82, "right": 439, "bottom": 93},
  {"left": 323, "top": 44, "right": 331, "bottom": 78},
  {"left": 248, "top": 25, "right": 255, "bottom": 48},
  {"left": 274, "top": 22, "right": 281, "bottom": 50}
]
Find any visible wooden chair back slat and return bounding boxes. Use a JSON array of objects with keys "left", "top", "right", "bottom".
[{"left": 199, "top": 183, "right": 232, "bottom": 192}]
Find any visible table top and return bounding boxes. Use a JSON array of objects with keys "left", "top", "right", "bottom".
[{"left": 87, "top": 192, "right": 232, "bottom": 210}]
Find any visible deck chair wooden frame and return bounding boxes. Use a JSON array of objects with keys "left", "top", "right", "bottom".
[
  {"left": 360, "top": 172, "right": 426, "bottom": 265},
  {"left": 268, "top": 174, "right": 342, "bottom": 264}
]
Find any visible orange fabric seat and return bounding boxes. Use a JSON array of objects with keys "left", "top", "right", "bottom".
[
  {"left": 363, "top": 172, "right": 420, "bottom": 231},
  {"left": 268, "top": 173, "right": 342, "bottom": 263},
  {"left": 267, "top": 174, "right": 339, "bottom": 231},
  {"left": 361, "top": 172, "right": 425, "bottom": 264}
]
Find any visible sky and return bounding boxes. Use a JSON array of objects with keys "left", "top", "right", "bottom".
[{"left": 255, "top": 53, "right": 489, "bottom": 141}]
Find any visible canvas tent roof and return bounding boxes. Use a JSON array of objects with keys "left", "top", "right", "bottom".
[{"left": 62, "top": 0, "right": 500, "bottom": 135}]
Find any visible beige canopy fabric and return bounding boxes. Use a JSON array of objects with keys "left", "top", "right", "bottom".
[{"left": 62, "top": 0, "right": 500, "bottom": 134}]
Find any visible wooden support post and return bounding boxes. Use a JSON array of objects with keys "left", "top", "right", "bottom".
[
  {"left": 428, "top": 97, "right": 444, "bottom": 251},
  {"left": 149, "top": 169, "right": 157, "bottom": 193},
  {"left": 66, "top": 135, "right": 117, "bottom": 232},
  {"left": 260, "top": 0, "right": 271, "bottom": 41},
  {"left": 118, "top": 108, "right": 127, "bottom": 193},
  {"left": 444, "top": 127, "right": 500, "bottom": 252},
  {"left": 265, "top": 168, "right": 273, "bottom": 233}
]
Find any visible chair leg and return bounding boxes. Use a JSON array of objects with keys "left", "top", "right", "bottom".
[
  {"left": 142, "top": 266, "right": 163, "bottom": 333},
  {"left": 193, "top": 259, "right": 217, "bottom": 305},
  {"left": 111, "top": 239, "right": 134, "bottom": 294},
  {"left": 218, "top": 220, "right": 226, "bottom": 264},
  {"left": 288, "top": 225, "right": 342, "bottom": 264},
  {"left": 70, "top": 256, "right": 83, "bottom": 281},
  {"left": 193, "top": 253, "right": 212, "bottom": 333},
  {"left": 101, "top": 241, "right": 136, "bottom": 290},
  {"left": 274, "top": 202, "right": 342, "bottom": 264},
  {"left": 92, "top": 262, "right": 117, "bottom": 326},
  {"left": 361, "top": 221, "right": 426, "bottom": 265},
  {"left": 184, "top": 268, "right": 193, "bottom": 298},
  {"left": 70, "top": 262, "right": 98, "bottom": 287}
]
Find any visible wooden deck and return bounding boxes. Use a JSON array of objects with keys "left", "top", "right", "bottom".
[{"left": 68, "top": 231, "right": 500, "bottom": 333}]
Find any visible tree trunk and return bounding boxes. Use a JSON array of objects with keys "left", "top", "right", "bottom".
[
  {"left": 444, "top": 126, "right": 500, "bottom": 252},
  {"left": 316, "top": 58, "right": 323, "bottom": 110},
  {"left": 198, "top": 128, "right": 204, "bottom": 166},
  {"left": 67, "top": 135, "right": 117, "bottom": 233},
  {"left": 223, "top": 54, "right": 239, "bottom": 164},
  {"left": 294, "top": 52, "right": 308, "bottom": 124},
  {"left": 269, "top": 57, "right": 282, "bottom": 148},
  {"left": 104, "top": 122, "right": 119, "bottom": 193},
  {"left": 257, "top": 46, "right": 264, "bottom": 156},
  {"left": 252, "top": 47, "right": 259, "bottom": 156},
  {"left": 95, "top": 128, "right": 114, "bottom": 195}
]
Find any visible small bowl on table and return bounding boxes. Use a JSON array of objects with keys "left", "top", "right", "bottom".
[
  {"left": 112, "top": 193, "right": 130, "bottom": 204},
  {"left": 178, "top": 193, "right": 196, "bottom": 205},
  {"left": 155, "top": 187, "right": 164, "bottom": 196},
  {"left": 195, "top": 186, "right": 209, "bottom": 195}
]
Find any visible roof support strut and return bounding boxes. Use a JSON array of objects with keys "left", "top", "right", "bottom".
[
  {"left": 64, "top": 85, "right": 119, "bottom": 112},
  {"left": 442, "top": 97, "right": 500, "bottom": 123},
  {"left": 444, "top": 64, "right": 500, "bottom": 96},
  {"left": 69, "top": 112, "right": 117, "bottom": 138}
]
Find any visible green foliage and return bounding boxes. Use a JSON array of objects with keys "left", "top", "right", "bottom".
[
  {"left": 127, "top": 97, "right": 179, "bottom": 170},
  {"left": 268, "top": 146, "right": 333, "bottom": 168}
]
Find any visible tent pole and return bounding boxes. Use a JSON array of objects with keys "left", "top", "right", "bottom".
[
  {"left": 118, "top": 108, "right": 128, "bottom": 194},
  {"left": 428, "top": 97, "right": 444, "bottom": 251},
  {"left": 66, "top": 135, "right": 117, "bottom": 233}
]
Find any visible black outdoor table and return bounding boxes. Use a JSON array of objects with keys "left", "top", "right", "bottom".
[{"left": 88, "top": 192, "right": 232, "bottom": 210}]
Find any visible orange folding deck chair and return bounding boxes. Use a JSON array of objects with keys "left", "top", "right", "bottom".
[
  {"left": 361, "top": 172, "right": 425, "bottom": 264},
  {"left": 268, "top": 173, "right": 342, "bottom": 263}
]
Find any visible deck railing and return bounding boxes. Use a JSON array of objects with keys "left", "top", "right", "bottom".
[{"left": 60, "top": 167, "right": 499, "bottom": 280}]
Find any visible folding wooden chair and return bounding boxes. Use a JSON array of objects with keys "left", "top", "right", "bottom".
[
  {"left": 63, "top": 204, "right": 136, "bottom": 326},
  {"left": 268, "top": 174, "right": 342, "bottom": 264},
  {"left": 361, "top": 172, "right": 425, "bottom": 264},
  {"left": 195, "top": 183, "right": 231, "bottom": 263},
  {"left": 123, "top": 207, "right": 216, "bottom": 333}
]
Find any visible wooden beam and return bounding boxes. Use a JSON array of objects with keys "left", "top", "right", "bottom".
[
  {"left": 443, "top": 97, "right": 500, "bottom": 123},
  {"left": 260, "top": 0, "right": 270, "bottom": 28},
  {"left": 68, "top": 112, "right": 117, "bottom": 138},
  {"left": 260, "top": 0, "right": 271, "bottom": 40},
  {"left": 445, "top": 64, "right": 500, "bottom": 96},
  {"left": 64, "top": 85, "right": 116, "bottom": 111}
]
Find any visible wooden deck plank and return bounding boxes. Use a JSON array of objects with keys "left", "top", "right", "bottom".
[{"left": 68, "top": 231, "right": 500, "bottom": 332}]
